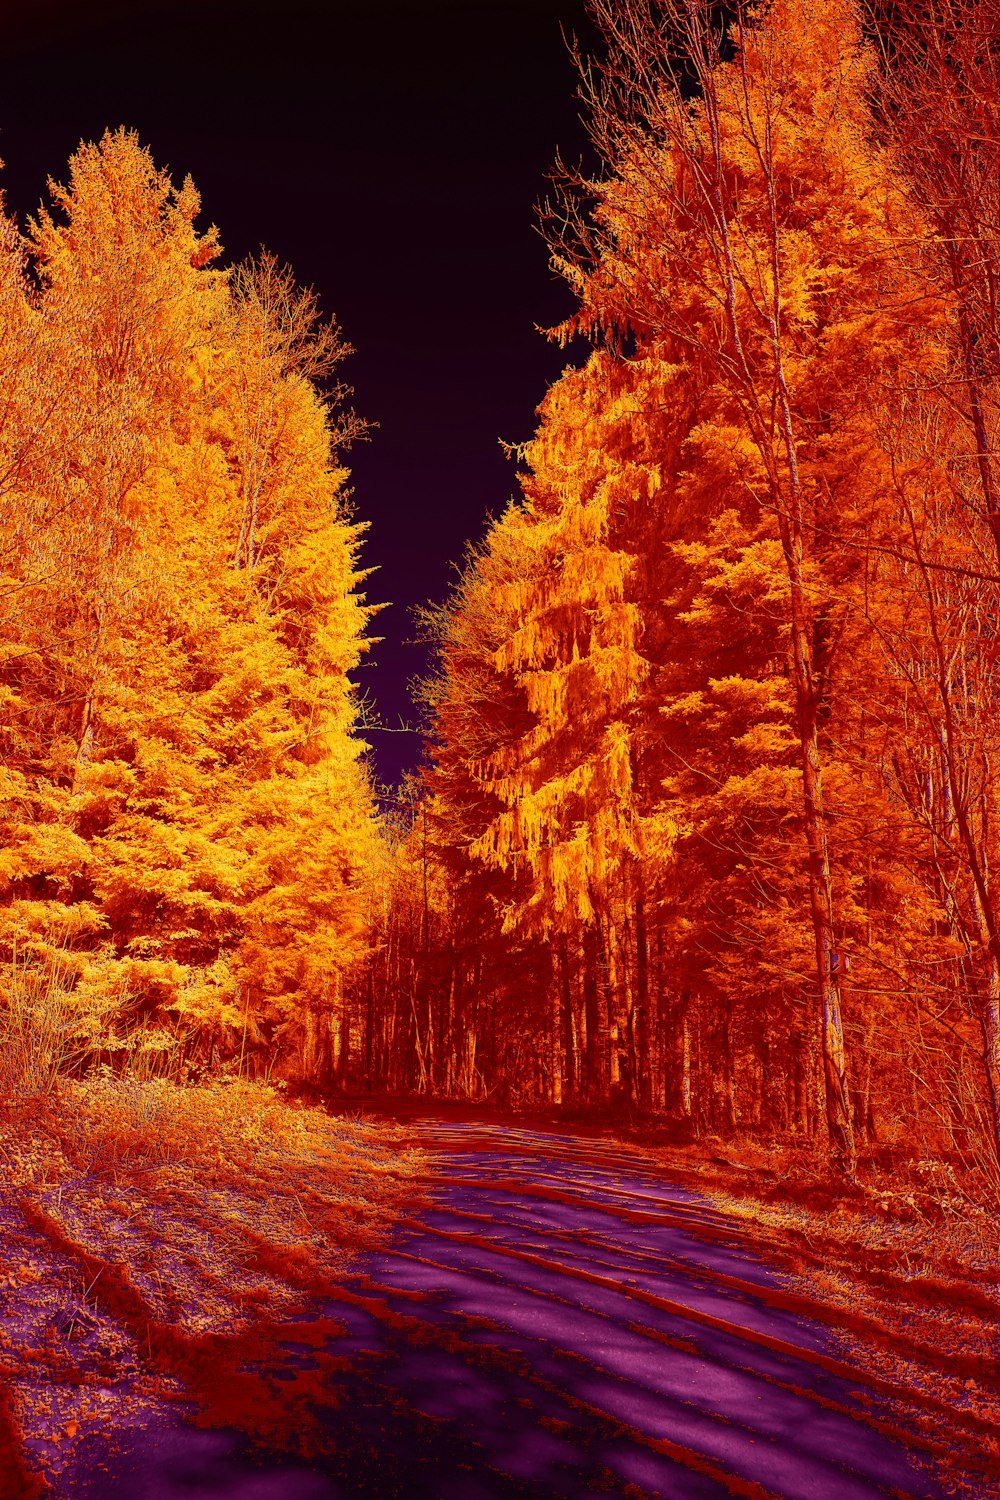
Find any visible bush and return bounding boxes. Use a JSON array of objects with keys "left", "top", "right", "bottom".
[{"left": 0, "top": 949, "right": 88, "bottom": 1099}]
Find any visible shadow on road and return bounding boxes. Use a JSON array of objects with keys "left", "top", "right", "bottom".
[{"left": 59, "top": 1122, "right": 981, "bottom": 1499}]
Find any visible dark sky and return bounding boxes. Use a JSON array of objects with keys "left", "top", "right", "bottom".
[{"left": 0, "top": 0, "right": 593, "bottom": 790}]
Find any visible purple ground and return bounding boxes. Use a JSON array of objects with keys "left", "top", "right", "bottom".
[{"left": 59, "top": 1122, "right": 977, "bottom": 1499}]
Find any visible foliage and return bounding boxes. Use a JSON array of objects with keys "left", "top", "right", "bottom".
[
  {"left": 6, "top": 3, "right": 1000, "bottom": 1205},
  {"left": 357, "top": 0, "right": 1000, "bottom": 1197},
  {"left": 0, "top": 131, "right": 378, "bottom": 1084}
]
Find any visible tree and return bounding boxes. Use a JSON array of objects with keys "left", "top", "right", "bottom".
[
  {"left": 0, "top": 131, "right": 379, "bottom": 1083},
  {"left": 545, "top": 0, "right": 933, "bottom": 1171},
  {"left": 866, "top": 0, "right": 1000, "bottom": 1167}
]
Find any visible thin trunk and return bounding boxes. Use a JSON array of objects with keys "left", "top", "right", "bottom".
[
  {"left": 680, "top": 1008, "right": 691, "bottom": 1120},
  {"left": 363, "top": 960, "right": 374, "bottom": 1090},
  {"left": 720, "top": 1010, "right": 737, "bottom": 1135},
  {"left": 336, "top": 973, "right": 349, "bottom": 1085},
  {"left": 605, "top": 921, "right": 621, "bottom": 1095},
  {"left": 560, "top": 937, "right": 575, "bottom": 1104},
  {"left": 982, "top": 955, "right": 1000, "bottom": 1170},
  {"left": 583, "top": 923, "right": 609, "bottom": 1104},
  {"left": 788, "top": 552, "right": 855, "bottom": 1174},
  {"left": 445, "top": 958, "right": 457, "bottom": 1096},
  {"left": 634, "top": 895, "right": 651, "bottom": 1109}
]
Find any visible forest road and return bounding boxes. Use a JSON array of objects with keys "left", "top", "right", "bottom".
[{"left": 63, "top": 1121, "right": 986, "bottom": 1500}]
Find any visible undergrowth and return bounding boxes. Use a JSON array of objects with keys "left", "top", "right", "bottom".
[
  {"left": 0, "top": 948, "right": 94, "bottom": 1100},
  {"left": 0, "top": 953, "right": 423, "bottom": 1332},
  {"left": 3, "top": 1080, "right": 421, "bottom": 1338},
  {"left": 648, "top": 1132, "right": 1000, "bottom": 1497},
  {"left": 0, "top": 954, "right": 425, "bottom": 1493}
]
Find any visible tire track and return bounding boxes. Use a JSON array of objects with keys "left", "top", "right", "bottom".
[
  {"left": 20, "top": 1120, "right": 997, "bottom": 1499},
  {"left": 336, "top": 1122, "right": 991, "bottom": 1499}
]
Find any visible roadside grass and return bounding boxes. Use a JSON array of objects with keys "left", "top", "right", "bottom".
[
  {"left": 12, "top": 1073, "right": 422, "bottom": 1331},
  {"left": 0, "top": 956, "right": 424, "bottom": 1491},
  {"left": 646, "top": 1133, "right": 1000, "bottom": 1496},
  {"left": 0, "top": 953, "right": 423, "bottom": 1328}
]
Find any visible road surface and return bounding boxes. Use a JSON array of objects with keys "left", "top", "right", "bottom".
[{"left": 55, "top": 1122, "right": 977, "bottom": 1499}]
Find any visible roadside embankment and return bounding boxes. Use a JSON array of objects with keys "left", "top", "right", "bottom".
[{"left": 0, "top": 1078, "right": 423, "bottom": 1496}]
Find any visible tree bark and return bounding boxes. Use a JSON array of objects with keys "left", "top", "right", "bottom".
[
  {"left": 559, "top": 936, "right": 576, "bottom": 1104},
  {"left": 634, "top": 895, "right": 651, "bottom": 1109},
  {"left": 786, "top": 539, "right": 856, "bottom": 1175},
  {"left": 583, "top": 923, "right": 610, "bottom": 1104}
]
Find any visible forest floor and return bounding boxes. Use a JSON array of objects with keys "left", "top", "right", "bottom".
[
  {"left": 0, "top": 1078, "right": 423, "bottom": 1499},
  {"left": 1, "top": 1093, "right": 998, "bottom": 1498},
  {"left": 644, "top": 1135, "right": 1000, "bottom": 1486}
]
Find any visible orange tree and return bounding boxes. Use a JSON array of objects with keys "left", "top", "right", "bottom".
[{"left": 0, "top": 132, "right": 378, "bottom": 1082}]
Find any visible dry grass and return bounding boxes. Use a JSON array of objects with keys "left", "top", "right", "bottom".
[
  {"left": 0, "top": 957, "right": 424, "bottom": 1492},
  {"left": 644, "top": 1133, "right": 1000, "bottom": 1498},
  {"left": 0, "top": 1078, "right": 423, "bottom": 1493},
  {"left": 0, "top": 949, "right": 94, "bottom": 1100},
  {"left": 0, "top": 951, "right": 423, "bottom": 1328},
  {"left": 26, "top": 1073, "right": 421, "bottom": 1331}
]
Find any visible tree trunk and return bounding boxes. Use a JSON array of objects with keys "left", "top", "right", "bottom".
[
  {"left": 583, "top": 923, "right": 609, "bottom": 1104},
  {"left": 981, "top": 954, "right": 1000, "bottom": 1170},
  {"left": 720, "top": 1010, "right": 737, "bottom": 1135},
  {"left": 363, "top": 961, "right": 374, "bottom": 1090},
  {"left": 559, "top": 937, "right": 575, "bottom": 1104},
  {"left": 634, "top": 895, "right": 651, "bottom": 1109},
  {"left": 680, "top": 1008, "right": 691, "bottom": 1120},
  {"left": 788, "top": 555, "right": 856, "bottom": 1175},
  {"left": 335, "top": 972, "right": 349, "bottom": 1085}
]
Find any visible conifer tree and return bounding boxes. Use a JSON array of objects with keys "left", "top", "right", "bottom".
[
  {"left": 0, "top": 131, "right": 378, "bottom": 1082},
  {"left": 546, "top": 0, "right": 934, "bottom": 1171}
]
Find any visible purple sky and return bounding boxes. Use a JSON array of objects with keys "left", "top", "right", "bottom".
[{"left": 0, "top": 0, "right": 594, "bottom": 790}]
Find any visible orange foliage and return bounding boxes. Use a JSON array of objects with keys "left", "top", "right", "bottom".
[
  {"left": 4, "top": 4, "right": 1000, "bottom": 1199},
  {"left": 0, "top": 131, "right": 378, "bottom": 1082},
  {"left": 360, "top": 0, "right": 1000, "bottom": 1192}
]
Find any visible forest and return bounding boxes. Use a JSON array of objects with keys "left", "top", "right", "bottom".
[{"left": 3, "top": 0, "right": 1000, "bottom": 1200}]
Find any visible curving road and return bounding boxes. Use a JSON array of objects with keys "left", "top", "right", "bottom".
[{"left": 63, "top": 1121, "right": 983, "bottom": 1499}]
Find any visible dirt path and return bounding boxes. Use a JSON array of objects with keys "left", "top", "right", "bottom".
[{"left": 9, "top": 1121, "right": 995, "bottom": 1498}]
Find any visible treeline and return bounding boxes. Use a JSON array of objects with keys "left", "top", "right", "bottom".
[
  {"left": 6, "top": 3, "right": 1000, "bottom": 1187},
  {"left": 359, "top": 0, "right": 1000, "bottom": 1180},
  {"left": 0, "top": 130, "right": 379, "bottom": 1081}
]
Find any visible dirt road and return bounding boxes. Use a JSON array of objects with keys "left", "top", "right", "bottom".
[{"left": 18, "top": 1122, "right": 992, "bottom": 1498}]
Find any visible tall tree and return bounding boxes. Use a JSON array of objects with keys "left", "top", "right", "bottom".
[
  {"left": 546, "top": 0, "right": 934, "bottom": 1171},
  {"left": 0, "top": 132, "right": 378, "bottom": 1083}
]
